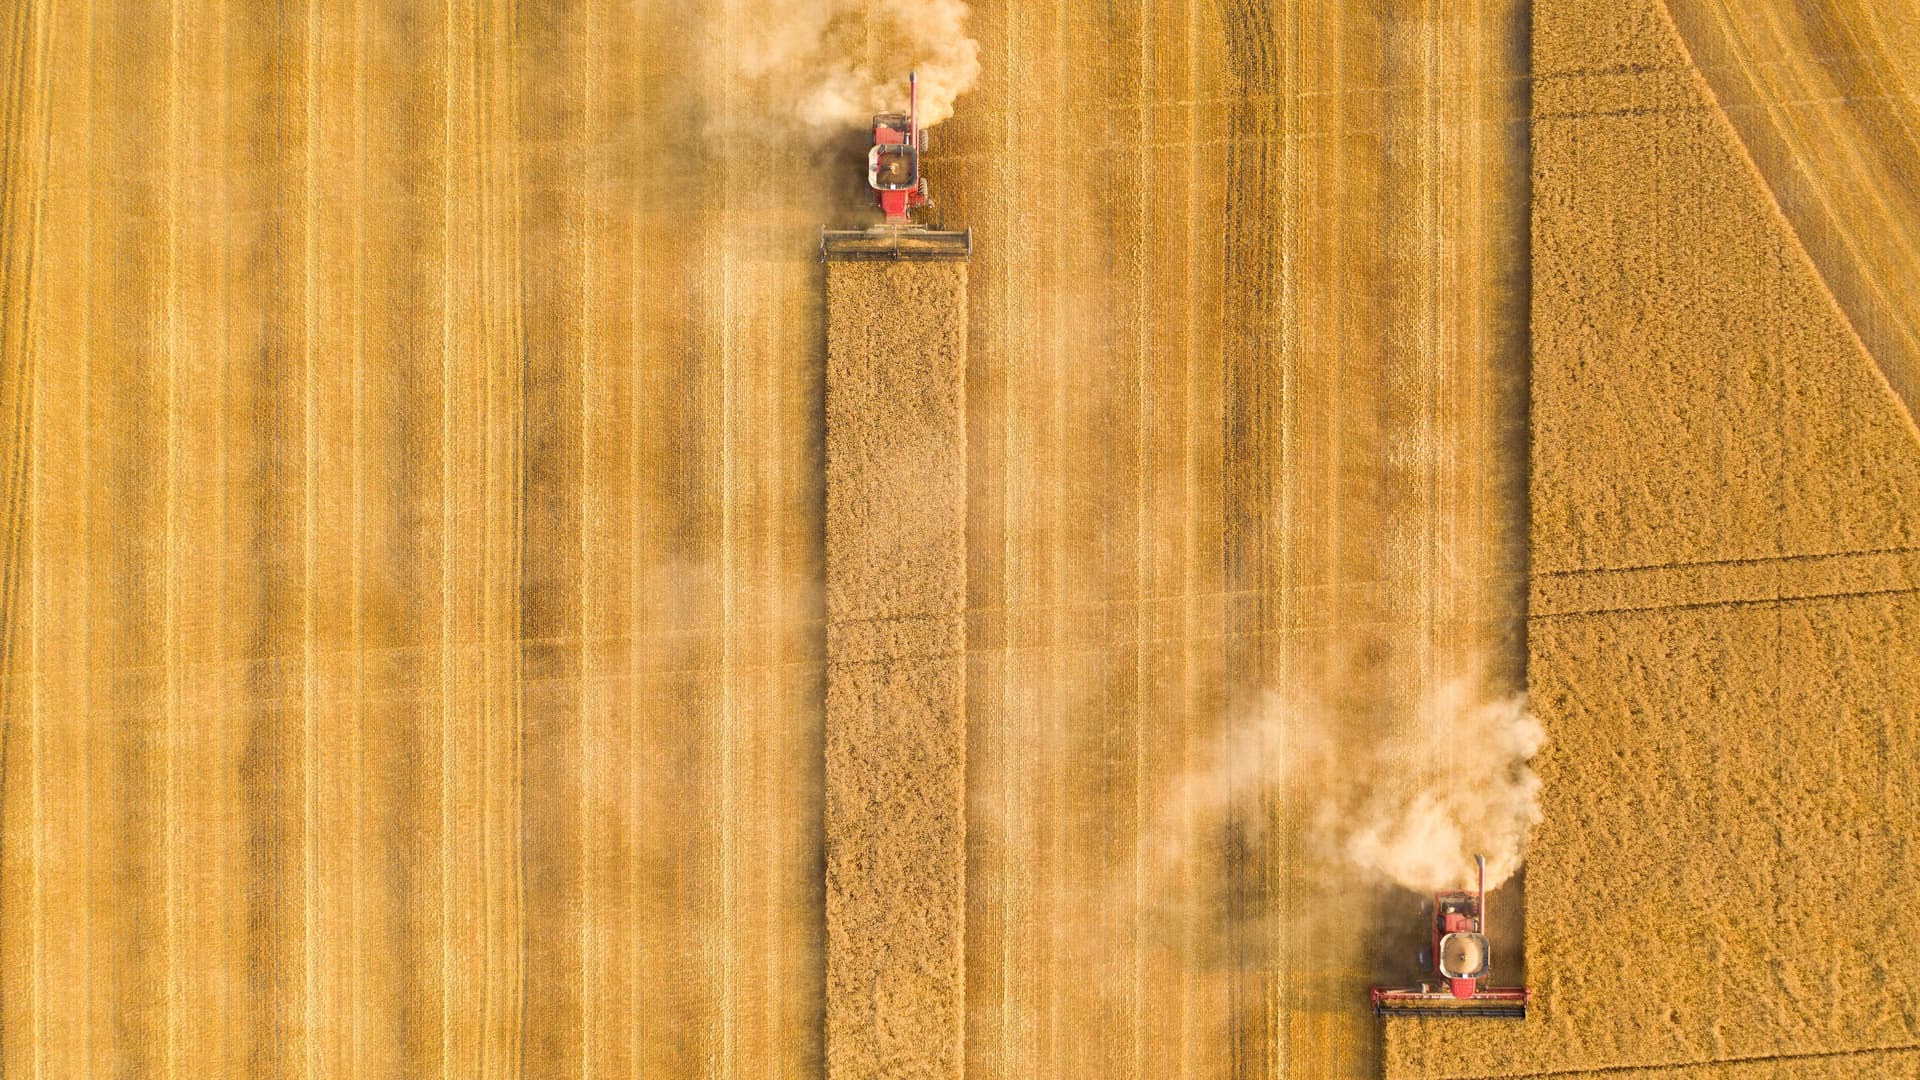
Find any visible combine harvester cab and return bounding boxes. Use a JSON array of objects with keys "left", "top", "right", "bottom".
[
  {"left": 1371, "top": 854, "right": 1530, "bottom": 1019},
  {"left": 822, "top": 72, "right": 972, "bottom": 262}
]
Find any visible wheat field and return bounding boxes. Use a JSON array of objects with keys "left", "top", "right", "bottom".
[
  {"left": 1389, "top": 0, "right": 1920, "bottom": 1076},
  {"left": 2, "top": 0, "right": 1915, "bottom": 1077}
]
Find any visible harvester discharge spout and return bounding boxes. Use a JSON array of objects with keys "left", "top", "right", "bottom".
[{"left": 822, "top": 71, "right": 972, "bottom": 262}]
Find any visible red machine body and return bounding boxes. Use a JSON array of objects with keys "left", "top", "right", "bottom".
[
  {"left": 867, "top": 72, "right": 931, "bottom": 223},
  {"left": 1370, "top": 854, "right": 1530, "bottom": 1019},
  {"left": 1435, "top": 890, "right": 1487, "bottom": 1000},
  {"left": 821, "top": 70, "right": 970, "bottom": 262}
]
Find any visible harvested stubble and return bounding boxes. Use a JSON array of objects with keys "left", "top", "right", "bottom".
[
  {"left": 1387, "top": 0, "right": 1920, "bottom": 1076},
  {"left": 0, "top": 0, "right": 1537, "bottom": 1073},
  {"left": 948, "top": 0, "right": 1535, "bottom": 1071},
  {"left": 823, "top": 260, "right": 969, "bottom": 1079}
]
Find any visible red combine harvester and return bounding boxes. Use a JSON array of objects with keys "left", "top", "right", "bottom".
[
  {"left": 821, "top": 71, "right": 971, "bottom": 261},
  {"left": 1370, "top": 855, "right": 1530, "bottom": 1019}
]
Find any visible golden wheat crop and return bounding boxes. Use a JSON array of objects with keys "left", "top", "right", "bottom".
[{"left": 1386, "top": 0, "right": 1920, "bottom": 1076}]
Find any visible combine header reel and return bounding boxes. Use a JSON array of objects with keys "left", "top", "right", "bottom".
[
  {"left": 1371, "top": 854, "right": 1530, "bottom": 1019},
  {"left": 821, "top": 71, "right": 972, "bottom": 262}
]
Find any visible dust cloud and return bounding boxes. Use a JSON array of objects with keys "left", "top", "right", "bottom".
[
  {"left": 733, "top": 0, "right": 981, "bottom": 132},
  {"left": 1147, "top": 668, "right": 1545, "bottom": 900},
  {"left": 1330, "top": 679, "right": 1545, "bottom": 894}
]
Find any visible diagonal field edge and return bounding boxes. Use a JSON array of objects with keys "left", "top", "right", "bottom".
[{"left": 1653, "top": 0, "right": 1920, "bottom": 448}]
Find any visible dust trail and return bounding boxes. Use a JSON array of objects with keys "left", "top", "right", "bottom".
[
  {"left": 1144, "top": 667, "right": 1545, "bottom": 901},
  {"left": 1326, "top": 677, "right": 1545, "bottom": 893},
  {"left": 732, "top": 0, "right": 981, "bottom": 132}
]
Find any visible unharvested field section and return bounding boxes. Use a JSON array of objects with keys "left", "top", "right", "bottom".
[
  {"left": 1387, "top": 0, "right": 1920, "bottom": 1076},
  {"left": 823, "top": 261, "right": 969, "bottom": 1078}
]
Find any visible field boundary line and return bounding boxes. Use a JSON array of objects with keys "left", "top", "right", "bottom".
[
  {"left": 1532, "top": 583, "right": 1920, "bottom": 620},
  {"left": 1535, "top": 545, "right": 1920, "bottom": 578},
  {"left": 1427, "top": 1039, "right": 1920, "bottom": 1080}
]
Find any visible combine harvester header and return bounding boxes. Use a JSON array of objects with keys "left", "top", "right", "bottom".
[
  {"left": 821, "top": 72, "right": 971, "bottom": 262},
  {"left": 1371, "top": 854, "right": 1530, "bottom": 1019}
]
